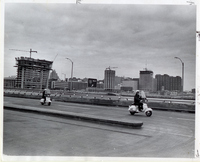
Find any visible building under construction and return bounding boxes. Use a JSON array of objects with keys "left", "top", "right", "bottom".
[{"left": 15, "top": 57, "right": 53, "bottom": 89}]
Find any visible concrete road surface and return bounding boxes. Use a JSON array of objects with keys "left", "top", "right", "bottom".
[{"left": 3, "top": 97, "right": 195, "bottom": 158}]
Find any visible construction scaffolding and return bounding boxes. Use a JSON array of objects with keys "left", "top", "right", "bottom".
[{"left": 14, "top": 57, "right": 53, "bottom": 89}]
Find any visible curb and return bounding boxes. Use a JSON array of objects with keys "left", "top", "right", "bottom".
[
  {"left": 151, "top": 107, "right": 195, "bottom": 113},
  {"left": 4, "top": 104, "right": 143, "bottom": 129}
]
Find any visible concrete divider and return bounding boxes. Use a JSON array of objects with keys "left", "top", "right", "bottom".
[{"left": 4, "top": 103, "right": 143, "bottom": 128}]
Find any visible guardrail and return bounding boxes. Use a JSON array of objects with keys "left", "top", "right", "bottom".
[
  {"left": 4, "top": 89, "right": 195, "bottom": 113},
  {"left": 4, "top": 89, "right": 195, "bottom": 104},
  {"left": 147, "top": 98, "right": 195, "bottom": 105}
]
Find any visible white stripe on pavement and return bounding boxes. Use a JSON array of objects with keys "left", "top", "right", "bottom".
[
  {"left": 169, "top": 116, "right": 195, "bottom": 122},
  {"left": 58, "top": 105, "right": 91, "bottom": 110},
  {"left": 176, "top": 117, "right": 195, "bottom": 121}
]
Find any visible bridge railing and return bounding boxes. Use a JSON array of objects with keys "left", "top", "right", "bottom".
[{"left": 4, "top": 89, "right": 195, "bottom": 107}]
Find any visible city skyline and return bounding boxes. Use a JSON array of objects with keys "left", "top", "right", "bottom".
[
  {"left": 3, "top": 3, "right": 196, "bottom": 91},
  {"left": 4, "top": 60, "right": 183, "bottom": 81}
]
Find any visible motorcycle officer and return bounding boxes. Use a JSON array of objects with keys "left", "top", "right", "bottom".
[
  {"left": 134, "top": 90, "right": 143, "bottom": 111},
  {"left": 42, "top": 89, "right": 47, "bottom": 103}
]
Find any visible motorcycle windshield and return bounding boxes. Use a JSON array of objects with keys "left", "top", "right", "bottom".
[
  {"left": 45, "top": 89, "right": 51, "bottom": 94},
  {"left": 140, "top": 91, "right": 146, "bottom": 98}
]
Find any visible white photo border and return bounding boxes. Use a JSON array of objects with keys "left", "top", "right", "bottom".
[{"left": 1, "top": 0, "right": 199, "bottom": 162}]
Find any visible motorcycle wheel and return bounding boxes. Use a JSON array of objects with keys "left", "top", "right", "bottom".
[
  {"left": 145, "top": 111, "right": 152, "bottom": 117},
  {"left": 48, "top": 102, "right": 51, "bottom": 106},
  {"left": 41, "top": 102, "right": 44, "bottom": 105},
  {"left": 130, "top": 111, "right": 135, "bottom": 115}
]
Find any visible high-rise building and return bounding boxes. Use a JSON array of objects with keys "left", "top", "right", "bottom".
[
  {"left": 104, "top": 69, "right": 115, "bottom": 91},
  {"left": 163, "top": 74, "right": 170, "bottom": 90},
  {"left": 155, "top": 74, "right": 181, "bottom": 91},
  {"left": 170, "top": 76, "right": 181, "bottom": 91},
  {"left": 155, "top": 74, "right": 163, "bottom": 91},
  {"left": 15, "top": 57, "right": 53, "bottom": 89},
  {"left": 139, "top": 69, "right": 157, "bottom": 92}
]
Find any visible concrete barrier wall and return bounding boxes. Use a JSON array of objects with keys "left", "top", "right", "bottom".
[{"left": 4, "top": 93, "right": 195, "bottom": 113}]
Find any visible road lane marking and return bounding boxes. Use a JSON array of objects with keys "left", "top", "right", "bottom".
[
  {"left": 58, "top": 105, "right": 91, "bottom": 110},
  {"left": 169, "top": 116, "right": 195, "bottom": 122},
  {"left": 167, "top": 132, "right": 194, "bottom": 138},
  {"left": 176, "top": 117, "right": 195, "bottom": 121}
]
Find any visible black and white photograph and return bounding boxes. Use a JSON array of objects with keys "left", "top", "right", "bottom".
[{"left": 1, "top": 0, "right": 199, "bottom": 161}]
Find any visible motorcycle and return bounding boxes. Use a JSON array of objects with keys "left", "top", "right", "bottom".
[
  {"left": 40, "top": 94, "right": 52, "bottom": 106},
  {"left": 128, "top": 102, "right": 153, "bottom": 117}
]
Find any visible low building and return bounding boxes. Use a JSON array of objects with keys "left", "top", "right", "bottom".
[
  {"left": 51, "top": 81, "right": 69, "bottom": 90},
  {"left": 121, "top": 79, "right": 139, "bottom": 91},
  {"left": 121, "top": 86, "right": 133, "bottom": 91},
  {"left": 50, "top": 80, "right": 103, "bottom": 91},
  {"left": 4, "top": 76, "right": 16, "bottom": 88},
  {"left": 192, "top": 88, "right": 195, "bottom": 94}
]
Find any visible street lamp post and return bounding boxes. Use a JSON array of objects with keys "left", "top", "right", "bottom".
[
  {"left": 174, "top": 57, "right": 184, "bottom": 92},
  {"left": 66, "top": 58, "right": 73, "bottom": 91}
]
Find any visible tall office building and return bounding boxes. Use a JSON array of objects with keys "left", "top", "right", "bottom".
[
  {"left": 155, "top": 74, "right": 181, "bottom": 91},
  {"left": 104, "top": 69, "right": 115, "bottom": 91},
  {"left": 155, "top": 74, "right": 170, "bottom": 90},
  {"left": 15, "top": 57, "right": 53, "bottom": 89},
  {"left": 139, "top": 69, "right": 157, "bottom": 92}
]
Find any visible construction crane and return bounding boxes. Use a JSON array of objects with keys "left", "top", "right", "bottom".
[
  {"left": 9, "top": 48, "right": 37, "bottom": 58},
  {"left": 106, "top": 66, "right": 118, "bottom": 70}
]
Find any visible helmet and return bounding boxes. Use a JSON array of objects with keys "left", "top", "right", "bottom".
[{"left": 136, "top": 90, "right": 140, "bottom": 93}]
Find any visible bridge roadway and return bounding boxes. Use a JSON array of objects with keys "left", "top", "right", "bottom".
[{"left": 3, "top": 97, "right": 195, "bottom": 158}]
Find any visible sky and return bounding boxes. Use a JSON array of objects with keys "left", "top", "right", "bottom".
[{"left": 3, "top": 2, "right": 196, "bottom": 91}]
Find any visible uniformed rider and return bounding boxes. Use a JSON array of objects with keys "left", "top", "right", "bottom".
[{"left": 134, "top": 90, "right": 143, "bottom": 111}]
